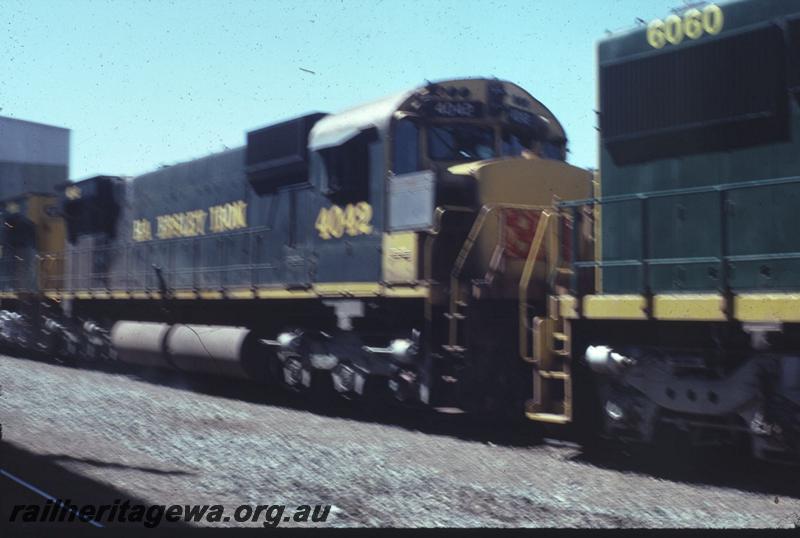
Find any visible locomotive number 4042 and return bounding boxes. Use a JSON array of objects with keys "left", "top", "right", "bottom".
[{"left": 315, "top": 202, "right": 373, "bottom": 240}]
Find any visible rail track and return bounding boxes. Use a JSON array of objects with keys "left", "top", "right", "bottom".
[{"left": 1, "top": 351, "right": 798, "bottom": 529}]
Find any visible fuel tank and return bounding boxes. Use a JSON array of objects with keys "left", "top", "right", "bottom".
[
  {"left": 110, "top": 321, "right": 270, "bottom": 381},
  {"left": 110, "top": 321, "right": 171, "bottom": 368},
  {"left": 165, "top": 324, "right": 251, "bottom": 379}
]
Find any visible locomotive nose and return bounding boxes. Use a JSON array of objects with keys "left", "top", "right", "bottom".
[
  {"left": 447, "top": 156, "right": 593, "bottom": 209},
  {"left": 440, "top": 156, "right": 594, "bottom": 299}
]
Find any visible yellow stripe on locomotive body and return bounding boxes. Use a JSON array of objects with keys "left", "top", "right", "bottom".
[
  {"left": 557, "top": 292, "right": 800, "bottom": 324},
  {"left": 42, "top": 283, "right": 431, "bottom": 302}
]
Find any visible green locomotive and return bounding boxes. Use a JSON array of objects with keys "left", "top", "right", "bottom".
[{"left": 535, "top": 0, "right": 800, "bottom": 463}]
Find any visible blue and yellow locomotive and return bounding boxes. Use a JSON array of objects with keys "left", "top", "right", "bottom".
[{"left": 0, "top": 78, "right": 591, "bottom": 418}]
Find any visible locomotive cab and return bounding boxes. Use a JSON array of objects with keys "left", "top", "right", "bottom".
[
  {"left": 297, "top": 78, "right": 576, "bottom": 242},
  {"left": 292, "top": 78, "right": 592, "bottom": 412}
]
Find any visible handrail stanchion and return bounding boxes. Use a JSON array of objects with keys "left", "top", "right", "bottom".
[
  {"left": 719, "top": 189, "right": 733, "bottom": 319},
  {"left": 641, "top": 195, "right": 653, "bottom": 318},
  {"left": 570, "top": 205, "right": 580, "bottom": 297}
]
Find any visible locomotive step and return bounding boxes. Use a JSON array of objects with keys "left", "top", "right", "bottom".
[
  {"left": 537, "top": 370, "right": 568, "bottom": 380},
  {"left": 524, "top": 412, "right": 570, "bottom": 425},
  {"left": 434, "top": 406, "right": 467, "bottom": 414}
]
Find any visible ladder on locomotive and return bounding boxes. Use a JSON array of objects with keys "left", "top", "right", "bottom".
[
  {"left": 444, "top": 207, "right": 485, "bottom": 359},
  {"left": 521, "top": 208, "right": 575, "bottom": 424},
  {"left": 445, "top": 204, "right": 575, "bottom": 424}
]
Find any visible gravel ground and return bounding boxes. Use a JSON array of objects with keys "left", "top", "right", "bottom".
[{"left": 1, "top": 353, "right": 799, "bottom": 529}]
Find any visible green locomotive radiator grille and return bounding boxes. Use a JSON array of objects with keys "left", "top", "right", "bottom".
[{"left": 600, "top": 23, "right": 788, "bottom": 165}]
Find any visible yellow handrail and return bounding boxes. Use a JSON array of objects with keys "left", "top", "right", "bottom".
[
  {"left": 518, "top": 211, "right": 552, "bottom": 362},
  {"left": 448, "top": 206, "right": 492, "bottom": 346},
  {"left": 446, "top": 203, "right": 549, "bottom": 348}
]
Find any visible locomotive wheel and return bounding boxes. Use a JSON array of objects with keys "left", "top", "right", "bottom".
[
  {"left": 81, "top": 340, "right": 102, "bottom": 365},
  {"left": 279, "top": 354, "right": 313, "bottom": 392},
  {"left": 50, "top": 333, "right": 77, "bottom": 367}
]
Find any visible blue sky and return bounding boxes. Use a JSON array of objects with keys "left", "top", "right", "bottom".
[{"left": 2, "top": 0, "right": 680, "bottom": 179}]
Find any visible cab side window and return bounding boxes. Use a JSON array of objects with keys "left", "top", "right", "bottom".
[
  {"left": 318, "top": 129, "right": 375, "bottom": 202},
  {"left": 392, "top": 119, "right": 421, "bottom": 175}
]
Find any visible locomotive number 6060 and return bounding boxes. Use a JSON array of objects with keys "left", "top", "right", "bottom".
[{"left": 647, "top": 4, "right": 723, "bottom": 49}]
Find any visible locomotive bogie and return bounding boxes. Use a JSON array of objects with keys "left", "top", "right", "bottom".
[{"left": 585, "top": 342, "right": 800, "bottom": 463}]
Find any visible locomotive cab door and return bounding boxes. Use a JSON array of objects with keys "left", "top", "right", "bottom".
[{"left": 308, "top": 127, "right": 384, "bottom": 285}]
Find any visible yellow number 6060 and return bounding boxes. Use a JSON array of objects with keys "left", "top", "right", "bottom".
[{"left": 647, "top": 4, "right": 723, "bottom": 49}]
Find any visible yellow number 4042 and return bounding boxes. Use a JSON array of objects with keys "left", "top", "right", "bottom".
[
  {"left": 647, "top": 4, "right": 723, "bottom": 49},
  {"left": 315, "top": 202, "right": 373, "bottom": 240}
]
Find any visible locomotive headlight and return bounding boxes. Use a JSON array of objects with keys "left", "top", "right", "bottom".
[
  {"left": 585, "top": 345, "right": 635, "bottom": 375},
  {"left": 277, "top": 332, "right": 300, "bottom": 350},
  {"left": 605, "top": 400, "right": 624, "bottom": 422},
  {"left": 390, "top": 338, "right": 416, "bottom": 364}
]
